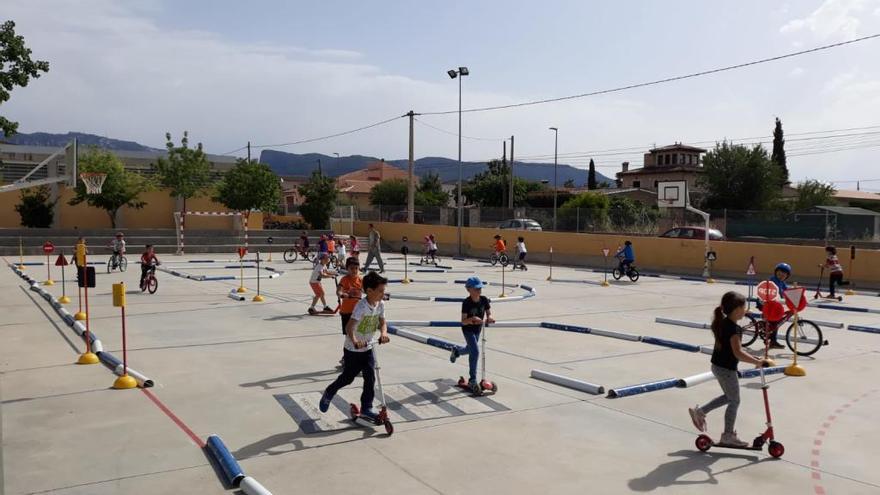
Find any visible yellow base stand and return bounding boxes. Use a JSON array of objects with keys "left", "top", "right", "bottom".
[
  {"left": 784, "top": 364, "right": 806, "bottom": 377},
  {"left": 59, "top": 295, "right": 71, "bottom": 304},
  {"left": 706, "top": 278, "right": 716, "bottom": 284},
  {"left": 252, "top": 294, "right": 265, "bottom": 302},
  {"left": 401, "top": 278, "right": 411, "bottom": 284},
  {"left": 113, "top": 374, "right": 138, "bottom": 389},
  {"left": 845, "top": 289, "right": 855, "bottom": 295},
  {"left": 601, "top": 280, "right": 610, "bottom": 287},
  {"left": 237, "top": 287, "right": 247, "bottom": 293},
  {"left": 546, "top": 276, "right": 552, "bottom": 281},
  {"left": 498, "top": 293, "right": 507, "bottom": 298},
  {"left": 17, "top": 265, "right": 25, "bottom": 271},
  {"left": 77, "top": 352, "right": 99, "bottom": 365},
  {"left": 43, "top": 279, "right": 55, "bottom": 286},
  {"left": 74, "top": 311, "right": 87, "bottom": 321}
]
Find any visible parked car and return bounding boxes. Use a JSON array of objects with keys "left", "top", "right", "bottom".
[
  {"left": 498, "top": 218, "right": 543, "bottom": 231},
  {"left": 660, "top": 226, "right": 725, "bottom": 241},
  {"left": 390, "top": 210, "right": 424, "bottom": 224}
]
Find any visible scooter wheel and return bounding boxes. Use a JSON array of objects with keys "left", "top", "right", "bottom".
[
  {"left": 752, "top": 436, "right": 765, "bottom": 449},
  {"left": 384, "top": 419, "right": 394, "bottom": 435},
  {"left": 695, "top": 434, "right": 712, "bottom": 452},
  {"left": 349, "top": 404, "right": 360, "bottom": 420},
  {"left": 457, "top": 376, "right": 467, "bottom": 387},
  {"left": 768, "top": 441, "right": 785, "bottom": 458},
  {"left": 471, "top": 384, "right": 483, "bottom": 396}
]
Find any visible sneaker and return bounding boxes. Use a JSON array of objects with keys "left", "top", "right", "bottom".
[
  {"left": 719, "top": 431, "right": 749, "bottom": 447},
  {"left": 322, "top": 306, "right": 334, "bottom": 313},
  {"left": 768, "top": 341, "right": 785, "bottom": 350},
  {"left": 308, "top": 307, "right": 318, "bottom": 315},
  {"left": 319, "top": 391, "right": 332, "bottom": 413},
  {"left": 360, "top": 407, "right": 379, "bottom": 419},
  {"left": 688, "top": 406, "right": 707, "bottom": 432}
]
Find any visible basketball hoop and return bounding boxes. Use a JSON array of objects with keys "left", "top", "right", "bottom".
[{"left": 80, "top": 172, "right": 107, "bottom": 195}]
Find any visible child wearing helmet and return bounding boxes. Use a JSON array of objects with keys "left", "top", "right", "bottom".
[
  {"left": 766, "top": 262, "right": 792, "bottom": 349},
  {"left": 615, "top": 240, "right": 635, "bottom": 274},
  {"left": 426, "top": 234, "right": 438, "bottom": 263}
]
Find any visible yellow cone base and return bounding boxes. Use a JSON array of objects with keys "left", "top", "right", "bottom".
[
  {"left": 498, "top": 293, "right": 507, "bottom": 298},
  {"left": 17, "top": 265, "right": 25, "bottom": 270},
  {"left": 113, "top": 374, "right": 138, "bottom": 389},
  {"left": 546, "top": 277, "right": 552, "bottom": 281},
  {"left": 237, "top": 287, "right": 247, "bottom": 293},
  {"left": 77, "top": 352, "right": 99, "bottom": 365},
  {"left": 706, "top": 278, "right": 716, "bottom": 284},
  {"left": 846, "top": 289, "right": 855, "bottom": 295},
  {"left": 601, "top": 281, "right": 610, "bottom": 287},
  {"left": 59, "top": 295, "right": 71, "bottom": 304},
  {"left": 252, "top": 294, "right": 265, "bottom": 302},
  {"left": 784, "top": 364, "right": 806, "bottom": 377},
  {"left": 74, "top": 311, "right": 87, "bottom": 321},
  {"left": 43, "top": 279, "right": 55, "bottom": 286},
  {"left": 401, "top": 278, "right": 411, "bottom": 284}
]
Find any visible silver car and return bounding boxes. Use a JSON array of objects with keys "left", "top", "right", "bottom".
[{"left": 498, "top": 218, "right": 542, "bottom": 231}]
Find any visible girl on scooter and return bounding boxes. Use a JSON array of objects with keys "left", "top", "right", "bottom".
[{"left": 688, "top": 291, "right": 774, "bottom": 447}]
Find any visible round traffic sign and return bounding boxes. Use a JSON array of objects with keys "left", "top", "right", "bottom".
[
  {"left": 42, "top": 241, "right": 55, "bottom": 254},
  {"left": 756, "top": 280, "right": 779, "bottom": 302}
]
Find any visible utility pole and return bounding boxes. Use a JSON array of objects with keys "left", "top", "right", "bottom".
[
  {"left": 407, "top": 111, "right": 416, "bottom": 224},
  {"left": 502, "top": 140, "right": 507, "bottom": 211},
  {"left": 317, "top": 159, "right": 322, "bottom": 176},
  {"left": 508, "top": 135, "right": 515, "bottom": 210},
  {"left": 247, "top": 141, "right": 251, "bottom": 163}
]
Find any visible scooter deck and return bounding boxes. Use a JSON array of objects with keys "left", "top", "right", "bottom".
[{"left": 710, "top": 442, "right": 763, "bottom": 451}]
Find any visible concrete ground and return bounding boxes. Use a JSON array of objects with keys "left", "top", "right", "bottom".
[{"left": 2, "top": 252, "right": 879, "bottom": 494}]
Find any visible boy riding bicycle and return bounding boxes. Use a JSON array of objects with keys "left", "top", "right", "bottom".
[
  {"left": 109, "top": 232, "right": 126, "bottom": 268},
  {"left": 140, "top": 245, "right": 160, "bottom": 288},
  {"left": 615, "top": 240, "right": 635, "bottom": 273}
]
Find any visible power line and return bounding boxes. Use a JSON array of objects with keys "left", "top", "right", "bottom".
[
  {"left": 420, "top": 33, "right": 880, "bottom": 116},
  {"left": 220, "top": 145, "right": 248, "bottom": 156},
  {"left": 251, "top": 114, "right": 405, "bottom": 149},
  {"left": 414, "top": 118, "right": 506, "bottom": 142}
]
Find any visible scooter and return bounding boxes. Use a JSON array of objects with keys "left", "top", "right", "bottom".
[
  {"left": 695, "top": 360, "right": 784, "bottom": 458},
  {"left": 348, "top": 339, "right": 393, "bottom": 435},
  {"left": 456, "top": 321, "right": 498, "bottom": 396},
  {"left": 813, "top": 265, "right": 843, "bottom": 302},
  {"left": 308, "top": 276, "right": 341, "bottom": 316}
]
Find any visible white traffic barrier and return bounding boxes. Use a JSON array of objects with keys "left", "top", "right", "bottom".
[
  {"left": 92, "top": 339, "right": 104, "bottom": 353},
  {"left": 677, "top": 371, "right": 715, "bottom": 388},
  {"left": 654, "top": 317, "right": 709, "bottom": 329},
  {"left": 388, "top": 327, "right": 430, "bottom": 344},
  {"left": 228, "top": 289, "right": 246, "bottom": 301},
  {"left": 387, "top": 294, "right": 432, "bottom": 301},
  {"left": 699, "top": 346, "right": 714, "bottom": 355},
  {"left": 590, "top": 328, "right": 642, "bottom": 342},
  {"left": 72, "top": 321, "right": 86, "bottom": 336},
  {"left": 530, "top": 369, "right": 604, "bottom": 395},
  {"left": 113, "top": 364, "right": 155, "bottom": 387},
  {"left": 490, "top": 321, "right": 543, "bottom": 328},
  {"left": 240, "top": 476, "right": 274, "bottom": 495}
]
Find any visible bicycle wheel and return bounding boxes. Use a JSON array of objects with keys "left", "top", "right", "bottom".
[
  {"left": 489, "top": 254, "right": 498, "bottom": 266},
  {"left": 147, "top": 276, "right": 158, "bottom": 294},
  {"left": 628, "top": 267, "right": 640, "bottom": 282},
  {"left": 786, "top": 319, "right": 823, "bottom": 356},
  {"left": 612, "top": 267, "right": 622, "bottom": 280},
  {"left": 306, "top": 248, "right": 317, "bottom": 262},
  {"left": 283, "top": 249, "right": 298, "bottom": 263},
  {"left": 740, "top": 314, "right": 760, "bottom": 347},
  {"left": 107, "top": 256, "right": 114, "bottom": 273},
  {"left": 119, "top": 256, "right": 128, "bottom": 272},
  {"left": 500, "top": 254, "right": 510, "bottom": 267}
]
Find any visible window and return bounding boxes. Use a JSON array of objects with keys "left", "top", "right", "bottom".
[
  {"left": 664, "top": 155, "right": 670, "bottom": 165},
  {"left": 653, "top": 180, "right": 658, "bottom": 189},
  {"left": 632, "top": 180, "right": 641, "bottom": 188},
  {"left": 679, "top": 229, "right": 696, "bottom": 238},
  {"left": 665, "top": 229, "right": 680, "bottom": 238}
]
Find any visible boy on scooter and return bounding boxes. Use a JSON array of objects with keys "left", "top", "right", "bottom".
[
  {"left": 822, "top": 246, "right": 848, "bottom": 299},
  {"left": 460, "top": 276, "right": 495, "bottom": 392},
  {"left": 320, "top": 271, "right": 390, "bottom": 417}
]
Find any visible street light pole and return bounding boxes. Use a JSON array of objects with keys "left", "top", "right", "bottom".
[
  {"left": 448, "top": 66, "right": 469, "bottom": 256},
  {"left": 550, "top": 127, "right": 558, "bottom": 231}
]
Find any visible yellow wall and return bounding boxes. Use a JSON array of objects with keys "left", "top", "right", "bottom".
[
  {"left": 1, "top": 186, "right": 263, "bottom": 230},
  {"left": 357, "top": 221, "right": 880, "bottom": 286}
]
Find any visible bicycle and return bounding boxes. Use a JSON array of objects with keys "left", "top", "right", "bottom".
[
  {"left": 419, "top": 251, "right": 440, "bottom": 266},
  {"left": 489, "top": 251, "right": 510, "bottom": 267},
  {"left": 612, "top": 258, "right": 639, "bottom": 282},
  {"left": 740, "top": 310, "right": 824, "bottom": 357},
  {"left": 283, "top": 244, "right": 316, "bottom": 263},
  {"left": 140, "top": 263, "right": 158, "bottom": 294},
  {"left": 108, "top": 252, "right": 128, "bottom": 272}
]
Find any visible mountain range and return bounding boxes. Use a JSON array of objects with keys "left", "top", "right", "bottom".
[{"left": 1, "top": 132, "right": 614, "bottom": 185}]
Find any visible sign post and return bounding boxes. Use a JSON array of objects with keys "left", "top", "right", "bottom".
[
  {"left": 267, "top": 236, "right": 274, "bottom": 262},
  {"left": 237, "top": 247, "right": 248, "bottom": 293},
  {"left": 782, "top": 287, "right": 808, "bottom": 377},
  {"left": 253, "top": 252, "right": 265, "bottom": 302},
  {"left": 74, "top": 241, "right": 87, "bottom": 320},
  {"left": 547, "top": 246, "right": 553, "bottom": 281},
  {"left": 111, "top": 282, "right": 137, "bottom": 389},
  {"left": 746, "top": 256, "right": 756, "bottom": 309},
  {"left": 56, "top": 253, "right": 71, "bottom": 304},
  {"left": 705, "top": 250, "right": 717, "bottom": 283},
  {"left": 42, "top": 241, "right": 55, "bottom": 285},
  {"left": 601, "top": 248, "right": 611, "bottom": 287},
  {"left": 18, "top": 237, "right": 25, "bottom": 270},
  {"left": 76, "top": 243, "right": 98, "bottom": 365},
  {"left": 401, "top": 236, "right": 410, "bottom": 284},
  {"left": 846, "top": 245, "right": 856, "bottom": 296},
  {"left": 499, "top": 258, "right": 507, "bottom": 298}
]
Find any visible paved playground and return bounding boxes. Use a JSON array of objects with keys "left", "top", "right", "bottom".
[{"left": 2, "top": 252, "right": 879, "bottom": 494}]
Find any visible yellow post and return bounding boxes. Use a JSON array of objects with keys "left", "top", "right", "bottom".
[
  {"left": 74, "top": 242, "right": 87, "bottom": 321},
  {"left": 846, "top": 245, "right": 855, "bottom": 296},
  {"left": 784, "top": 311, "right": 806, "bottom": 377},
  {"left": 546, "top": 246, "right": 553, "bottom": 281},
  {"left": 237, "top": 249, "right": 247, "bottom": 293},
  {"left": 252, "top": 252, "right": 265, "bottom": 302},
  {"left": 76, "top": 246, "right": 98, "bottom": 365},
  {"left": 499, "top": 260, "right": 507, "bottom": 298},
  {"left": 601, "top": 248, "right": 610, "bottom": 287},
  {"left": 112, "top": 282, "right": 137, "bottom": 389}
]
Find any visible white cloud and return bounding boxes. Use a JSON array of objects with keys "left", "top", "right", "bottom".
[{"left": 780, "top": 0, "right": 880, "bottom": 40}]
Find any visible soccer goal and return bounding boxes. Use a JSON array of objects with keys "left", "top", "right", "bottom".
[
  {"left": 173, "top": 211, "right": 248, "bottom": 255},
  {"left": 330, "top": 205, "right": 355, "bottom": 236}
]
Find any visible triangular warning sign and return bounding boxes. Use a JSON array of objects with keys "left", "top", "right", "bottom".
[
  {"left": 783, "top": 287, "right": 807, "bottom": 312},
  {"left": 602, "top": 248, "right": 610, "bottom": 257},
  {"left": 54, "top": 254, "right": 69, "bottom": 267},
  {"left": 746, "top": 262, "right": 756, "bottom": 276}
]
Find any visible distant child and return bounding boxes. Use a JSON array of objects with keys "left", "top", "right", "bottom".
[
  {"left": 428, "top": 234, "right": 438, "bottom": 262},
  {"left": 823, "top": 246, "right": 848, "bottom": 298},
  {"left": 109, "top": 232, "right": 126, "bottom": 268},
  {"left": 299, "top": 231, "right": 310, "bottom": 252},
  {"left": 318, "top": 235, "right": 328, "bottom": 254},
  {"left": 764, "top": 262, "right": 792, "bottom": 349},
  {"left": 493, "top": 234, "right": 506, "bottom": 256},
  {"left": 337, "top": 236, "right": 347, "bottom": 262},
  {"left": 515, "top": 236, "right": 527, "bottom": 270},
  {"left": 327, "top": 234, "right": 337, "bottom": 259},
  {"left": 349, "top": 235, "right": 360, "bottom": 255},
  {"left": 140, "top": 245, "right": 160, "bottom": 287},
  {"left": 615, "top": 240, "right": 635, "bottom": 273},
  {"left": 689, "top": 291, "right": 773, "bottom": 446},
  {"left": 460, "top": 277, "right": 495, "bottom": 389},
  {"left": 320, "top": 271, "right": 390, "bottom": 417},
  {"left": 308, "top": 253, "right": 337, "bottom": 315},
  {"left": 336, "top": 257, "right": 363, "bottom": 365}
]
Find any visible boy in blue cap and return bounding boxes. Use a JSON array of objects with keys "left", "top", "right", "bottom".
[{"left": 461, "top": 276, "right": 495, "bottom": 390}]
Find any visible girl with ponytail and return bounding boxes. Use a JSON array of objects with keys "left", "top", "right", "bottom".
[{"left": 688, "top": 291, "right": 773, "bottom": 447}]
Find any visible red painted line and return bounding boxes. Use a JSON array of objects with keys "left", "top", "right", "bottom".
[
  {"left": 141, "top": 389, "right": 205, "bottom": 448},
  {"left": 814, "top": 439, "right": 823, "bottom": 446},
  {"left": 814, "top": 487, "right": 825, "bottom": 495},
  {"left": 811, "top": 390, "right": 877, "bottom": 495}
]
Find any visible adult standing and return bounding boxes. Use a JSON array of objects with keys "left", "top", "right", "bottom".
[{"left": 362, "top": 223, "right": 385, "bottom": 273}]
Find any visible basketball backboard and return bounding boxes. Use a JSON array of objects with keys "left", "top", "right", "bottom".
[{"left": 657, "top": 181, "right": 688, "bottom": 208}]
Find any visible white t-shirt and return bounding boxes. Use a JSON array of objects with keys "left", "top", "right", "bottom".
[
  {"left": 111, "top": 239, "right": 126, "bottom": 253},
  {"left": 429, "top": 241, "right": 437, "bottom": 251},
  {"left": 337, "top": 242, "right": 347, "bottom": 260},
  {"left": 309, "top": 262, "right": 325, "bottom": 283},
  {"left": 344, "top": 298, "right": 385, "bottom": 352},
  {"left": 517, "top": 241, "right": 527, "bottom": 254}
]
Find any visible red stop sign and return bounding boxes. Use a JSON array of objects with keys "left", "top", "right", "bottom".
[
  {"left": 756, "top": 280, "right": 779, "bottom": 302},
  {"left": 42, "top": 241, "right": 55, "bottom": 254},
  {"left": 237, "top": 247, "right": 248, "bottom": 258}
]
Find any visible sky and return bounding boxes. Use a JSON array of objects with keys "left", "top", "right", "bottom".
[{"left": 4, "top": 0, "right": 880, "bottom": 189}]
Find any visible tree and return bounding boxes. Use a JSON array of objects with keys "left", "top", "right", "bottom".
[
  {"left": 771, "top": 117, "right": 788, "bottom": 186},
  {"left": 563, "top": 178, "right": 576, "bottom": 188},
  {"left": 462, "top": 159, "right": 543, "bottom": 207},
  {"left": 415, "top": 172, "right": 450, "bottom": 207},
  {"left": 297, "top": 170, "right": 337, "bottom": 229},
  {"left": 0, "top": 21, "right": 50, "bottom": 138},
  {"left": 587, "top": 159, "right": 598, "bottom": 190},
  {"left": 153, "top": 131, "right": 213, "bottom": 208},
  {"left": 608, "top": 196, "right": 658, "bottom": 231},
  {"left": 795, "top": 179, "right": 836, "bottom": 210},
  {"left": 558, "top": 191, "right": 609, "bottom": 230},
  {"left": 698, "top": 141, "right": 782, "bottom": 210},
  {"left": 214, "top": 159, "right": 282, "bottom": 215},
  {"left": 68, "top": 148, "right": 151, "bottom": 228},
  {"left": 14, "top": 186, "right": 55, "bottom": 227},
  {"left": 369, "top": 178, "right": 407, "bottom": 207}
]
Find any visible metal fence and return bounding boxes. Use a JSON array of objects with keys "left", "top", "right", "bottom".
[{"left": 355, "top": 205, "right": 880, "bottom": 244}]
